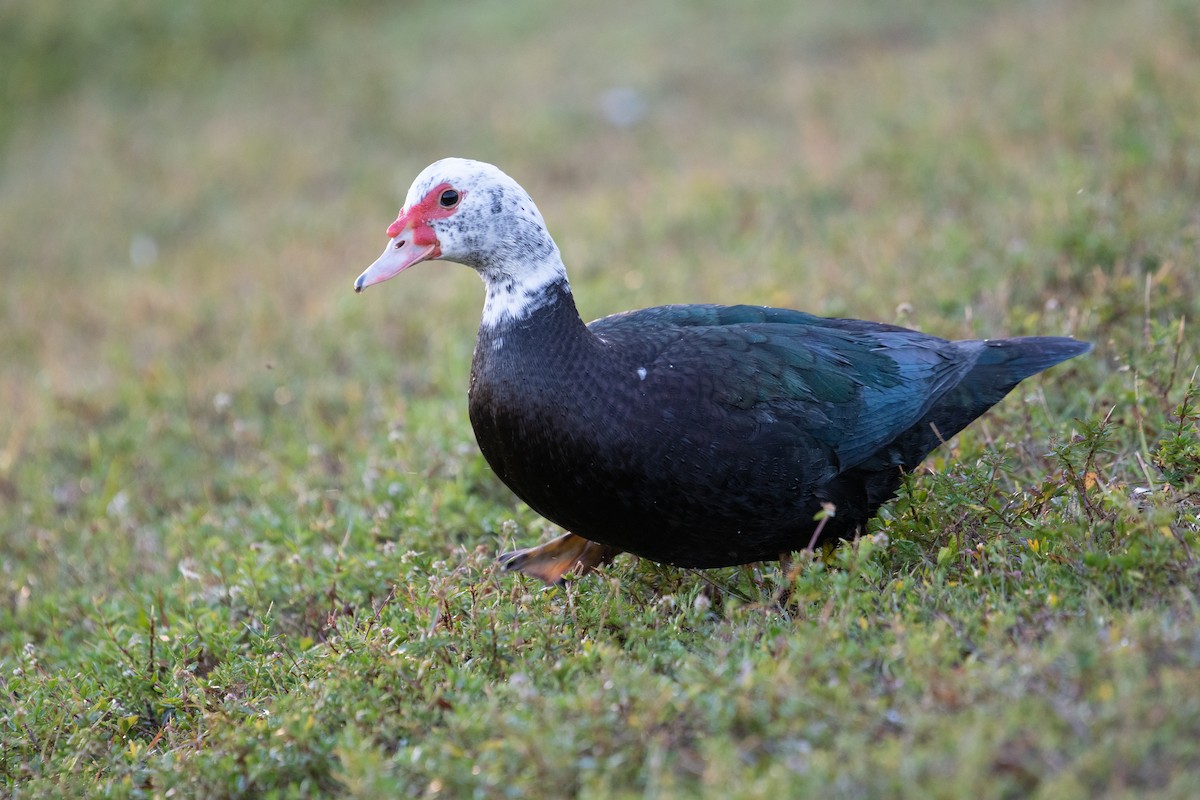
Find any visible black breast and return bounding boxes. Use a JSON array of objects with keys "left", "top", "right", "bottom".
[{"left": 470, "top": 286, "right": 864, "bottom": 566}]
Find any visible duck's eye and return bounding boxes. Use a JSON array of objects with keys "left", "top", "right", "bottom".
[{"left": 439, "top": 189, "right": 460, "bottom": 208}]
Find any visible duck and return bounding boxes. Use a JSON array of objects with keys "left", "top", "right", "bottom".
[{"left": 354, "top": 158, "right": 1091, "bottom": 584}]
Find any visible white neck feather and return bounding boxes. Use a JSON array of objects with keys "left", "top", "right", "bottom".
[{"left": 479, "top": 251, "right": 569, "bottom": 329}]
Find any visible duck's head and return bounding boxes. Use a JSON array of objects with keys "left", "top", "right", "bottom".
[{"left": 354, "top": 158, "right": 564, "bottom": 294}]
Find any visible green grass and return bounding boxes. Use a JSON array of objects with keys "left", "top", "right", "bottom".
[{"left": 3, "top": 0, "right": 1199, "bottom": 796}]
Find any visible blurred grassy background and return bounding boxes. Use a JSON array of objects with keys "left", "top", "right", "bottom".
[
  {"left": 3, "top": 0, "right": 1197, "bottom": 405},
  {"left": 2, "top": 0, "right": 1199, "bottom": 796}
]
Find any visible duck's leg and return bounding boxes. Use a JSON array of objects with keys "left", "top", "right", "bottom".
[{"left": 498, "top": 533, "right": 621, "bottom": 584}]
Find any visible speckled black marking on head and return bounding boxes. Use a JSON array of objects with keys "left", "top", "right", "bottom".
[{"left": 398, "top": 158, "right": 572, "bottom": 327}]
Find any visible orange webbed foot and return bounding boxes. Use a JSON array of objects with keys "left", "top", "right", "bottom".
[{"left": 498, "top": 532, "right": 621, "bottom": 584}]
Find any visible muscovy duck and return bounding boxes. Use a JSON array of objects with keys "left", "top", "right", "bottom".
[{"left": 355, "top": 158, "right": 1091, "bottom": 583}]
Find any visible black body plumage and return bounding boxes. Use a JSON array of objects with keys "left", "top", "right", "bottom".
[{"left": 469, "top": 280, "right": 1090, "bottom": 568}]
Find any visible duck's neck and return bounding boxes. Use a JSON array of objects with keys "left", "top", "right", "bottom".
[
  {"left": 472, "top": 270, "right": 598, "bottom": 387},
  {"left": 478, "top": 276, "right": 583, "bottom": 343},
  {"left": 478, "top": 248, "right": 574, "bottom": 330}
]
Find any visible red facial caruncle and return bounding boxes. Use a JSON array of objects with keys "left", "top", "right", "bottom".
[
  {"left": 354, "top": 182, "right": 465, "bottom": 292},
  {"left": 387, "top": 182, "right": 465, "bottom": 242}
]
